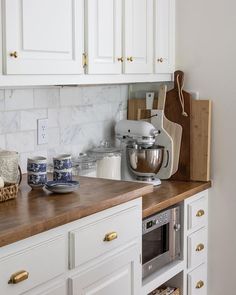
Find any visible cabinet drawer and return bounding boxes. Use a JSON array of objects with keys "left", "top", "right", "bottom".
[
  {"left": 69, "top": 206, "right": 140, "bottom": 269},
  {"left": 0, "top": 236, "right": 66, "bottom": 295},
  {"left": 188, "top": 196, "right": 207, "bottom": 231},
  {"left": 188, "top": 228, "right": 207, "bottom": 269},
  {"left": 188, "top": 264, "right": 207, "bottom": 295}
]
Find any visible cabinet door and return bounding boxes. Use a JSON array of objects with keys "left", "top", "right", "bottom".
[
  {"left": 154, "top": 0, "right": 175, "bottom": 73},
  {"left": 86, "top": 0, "right": 122, "bottom": 74},
  {"left": 37, "top": 283, "right": 67, "bottom": 295},
  {"left": 69, "top": 245, "right": 141, "bottom": 295},
  {"left": 124, "top": 0, "right": 153, "bottom": 74},
  {"left": 3, "top": 0, "right": 84, "bottom": 74}
]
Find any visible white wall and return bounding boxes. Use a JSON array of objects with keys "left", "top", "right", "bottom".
[
  {"left": 0, "top": 85, "right": 128, "bottom": 172},
  {"left": 176, "top": 0, "right": 236, "bottom": 293}
]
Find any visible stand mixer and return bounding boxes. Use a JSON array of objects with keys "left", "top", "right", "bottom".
[{"left": 115, "top": 119, "right": 173, "bottom": 186}]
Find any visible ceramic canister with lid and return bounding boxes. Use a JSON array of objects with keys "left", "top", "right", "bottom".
[{"left": 89, "top": 142, "right": 121, "bottom": 180}]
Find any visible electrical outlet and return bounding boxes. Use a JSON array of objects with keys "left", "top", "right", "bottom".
[{"left": 37, "top": 118, "right": 48, "bottom": 145}]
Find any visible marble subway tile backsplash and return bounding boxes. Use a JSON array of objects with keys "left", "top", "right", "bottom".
[{"left": 0, "top": 85, "right": 128, "bottom": 173}]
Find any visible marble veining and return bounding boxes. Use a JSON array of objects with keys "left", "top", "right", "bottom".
[{"left": 0, "top": 85, "right": 128, "bottom": 172}]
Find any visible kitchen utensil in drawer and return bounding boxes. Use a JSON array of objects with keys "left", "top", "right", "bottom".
[
  {"left": 0, "top": 236, "right": 66, "bottom": 295},
  {"left": 188, "top": 263, "right": 207, "bottom": 295},
  {"left": 188, "top": 195, "right": 207, "bottom": 230},
  {"left": 69, "top": 206, "right": 140, "bottom": 269},
  {"left": 0, "top": 150, "right": 22, "bottom": 184},
  {"left": 188, "top": 228, "right": 207, "bottom": 269}
]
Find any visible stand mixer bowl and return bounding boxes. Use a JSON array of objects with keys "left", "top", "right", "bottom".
[{"left": 127, "top": 145, "right": 164, "bottom": 181}]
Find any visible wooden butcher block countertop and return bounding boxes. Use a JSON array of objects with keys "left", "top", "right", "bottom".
[
  {"left": 0, "top": 175, "right": 153, "bottom": 248},
  {"left": 142, "top": 180, "right": 211, "bottom": 218},
  {"left": 0, "top": 175, "right": 211, "bottom": 248}
]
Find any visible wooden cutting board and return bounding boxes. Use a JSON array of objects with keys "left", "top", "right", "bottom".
[
  {"left": 165, "top": 71, "right": 191, "bottom": 180},
  {"left": 127, "top": 82, "right": 211, "bottom": 182},
  {"left": 137, "top": 85, "right": 183, "bottom": 177},
  {"left": 190, "top": 100, "right": 212, "bottom": 181}
]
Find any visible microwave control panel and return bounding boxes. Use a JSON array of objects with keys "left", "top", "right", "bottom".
[{"left": 143, "top": 210, "right": 170, "bottom": 234}]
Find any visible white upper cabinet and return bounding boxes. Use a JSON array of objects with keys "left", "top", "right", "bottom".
[
  {"left": 3, "top": 0, "right": 84, "bottom": 74},
  {"left": 124, "top": 0, "right": 153, "bottom": 74},
  {"left": 154, "top": 0, "right": 175, "bottom": 73},
  {"left": 86, "top": 0, "right": 122, "bottom": 74}
]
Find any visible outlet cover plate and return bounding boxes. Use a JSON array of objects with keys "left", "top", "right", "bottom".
[{"left": 37, "top": 118, "right": 48, "bottom": 145}]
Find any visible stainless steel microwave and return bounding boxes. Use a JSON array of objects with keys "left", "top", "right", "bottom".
[{"left": 142, "top": 206, "right": 181, "bottom": 278}]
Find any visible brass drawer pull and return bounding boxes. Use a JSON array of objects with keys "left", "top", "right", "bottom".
[
  {"left": 103, "top": 232, "right": 118, "bottom": 242},
  {"left": 8, "top": 270, "right": 29, "bottom": 284},
  {"left": 196, "top": 280, "right": 204, "bottom": 289},
  {"left": 196, "top": 209, "right": 205, "bottom": 217},
  {"left": 157, "top": 57, "right": 163, "bottom": 63},
  {"left": 10, "top": 51, "right": 18, "bottom": 58},
  {"left": 196, "top": 243, "right": 205, "bottom": 252},
  {"left": 117, "top": 57, "right": 124, "bottom": 62},
  {"left": 127, "top": 56, "right": 133, "bottom": 62}
]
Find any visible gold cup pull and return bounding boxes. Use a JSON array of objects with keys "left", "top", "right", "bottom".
[
  {"left": 196, "top": 280, "right": 204, "bottom": 289},
  {"left": 8, "top": 270, "right": 29, "bottom": 284},
  {"left": 196, "top": 243, "right": 205, "bottom": 252},
  {"left": 127, "top": 56, "right": 133, "bottom": 62},
  {"left": 157, "top": 57, "right": 164, "bottom": 63},
  {"left": 196, "top": 209, "right": 205, "bottom": 217},
  {"left": 117, "top": 57, "right": 124, "bottom": 62},
  {"left": 103, "top": 232, "right": 118, "bottom": 242},
  {"left": 10, "top": 51, "right": 18, "bottom": 58}
]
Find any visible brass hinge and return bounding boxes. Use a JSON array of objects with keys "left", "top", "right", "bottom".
[{"left": 82, "top": 53, "right": 88, "bottom": 68}]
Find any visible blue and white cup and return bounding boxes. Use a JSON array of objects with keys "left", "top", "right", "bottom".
[
  {"left": 27, "top": 156, "right": 47, "bottom": 189},
  {"left": 53, "top": 154, "right": 72, "bottom": 182},
  {"left": 53, "top": 170, "right": 72, "bottom": 182},
  {"left": 27, "top": 173, "right": 47, "bottom": 188},
  {"left": 53, "top": 154, "right": 72, "bottom": 170},
  {"left": 27, "top": 156, "right": 47, "bottom": 173}
]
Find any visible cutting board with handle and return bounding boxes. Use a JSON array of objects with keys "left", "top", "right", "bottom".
[
  {"left": 150, "top": 85, "right": 174, "bottom": 179},
  {"left": 136, "top": 85, "right": 183, "bottom": 178},
  {"left": 157, "top": 85, "right": 183, "bottom": 176},
  {"left": 127, "top": 77, "right": 211, "bottom": 181},
  {"left": 165, "top": 71, "right": 191, "bottom": 180}
]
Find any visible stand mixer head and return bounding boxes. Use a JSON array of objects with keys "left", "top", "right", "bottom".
[{"left": 115, "top": 120, "right": 164, "bottom": 185}]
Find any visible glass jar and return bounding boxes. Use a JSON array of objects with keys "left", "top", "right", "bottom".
[
  {"left": 88, "top": 142, "right": 121, "bottom": 180},
  {"left": 75, "top": 154, "right": 97, "bottom": 177}
]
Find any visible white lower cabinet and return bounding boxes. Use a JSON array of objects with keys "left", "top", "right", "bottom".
[
  {"left": 35, "top": 283, "right": 67, "bottom": 295},
  {"left": 185, "top": 191, "right": 208, "bottom": 295},
  {"left": 187, "top": 264, "right": 207, "bottom": 295},
  {"left": 0, "top": 235, "right": 66, "bottom": 295},
  {"left": 0, "top": 198, "right": 142, "bottom": 295},
  {"left": 69, "top": 244, "right": 141, "bottom": 295}
]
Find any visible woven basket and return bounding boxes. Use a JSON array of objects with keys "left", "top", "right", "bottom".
[
  {"left": 0, "top": 183, "right": 18, "bottom": 203},
  {"left": 149, "top": 287, "right": 180, "bottom": 295}
]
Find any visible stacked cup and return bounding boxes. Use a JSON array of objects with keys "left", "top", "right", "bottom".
[
  {"left": 53, "top": 154, "right": 72, "bottom": 181},
  {"left": 27, "top": 157, "right": 47, "bottom": 189}
]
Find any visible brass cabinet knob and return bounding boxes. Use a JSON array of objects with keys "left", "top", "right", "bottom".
[
  {"left": 127, "top": 56, "right": 133, "bottom": 62},
  {"left": 196, "top": 209, "right": 205, "bottom": 217},
  {"left": 10, "top": 51, "right": 18, "bottom": 58},
  {"left": 117, "top": 57, "right": 124, "bottom": 62},
  {"left": 8, "top": 270, "right": 29, "bottom": 284},
  {"left": 157, "top": 57, "right": 164, "bottom": 63},
  {"left": 103, "top": 232, "right": 118, "bottom": 242},
  {"left": 196, "top": 243, "right": 205, "bottom": 252},
  {"left": 196, "top": 280, "right": 204, "bottom": 289}
]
